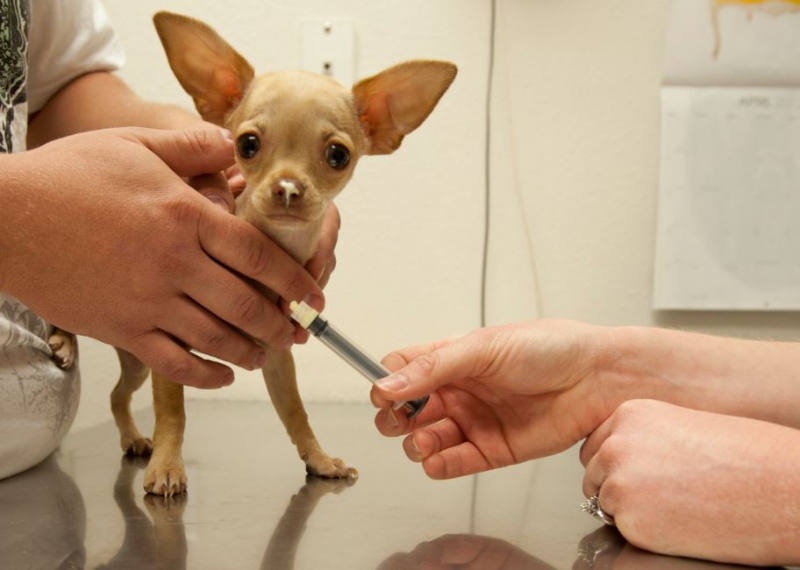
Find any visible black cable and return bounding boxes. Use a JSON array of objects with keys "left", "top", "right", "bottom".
[
  {"left": 472, "top": 0, "right": 497, "bottom": 535},
  {"left": 480, "top": 0, "right": 497, "bottom": 329}
]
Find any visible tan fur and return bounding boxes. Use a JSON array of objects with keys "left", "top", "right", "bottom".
[
  {"left": 111, "top": 348, "right": 153, "bottom": 457},
  {"left": 101, "top": 11, "right": 457, "bottom": 494}
]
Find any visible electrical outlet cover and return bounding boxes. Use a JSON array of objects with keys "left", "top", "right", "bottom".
[{"left": 301, "top": 19, "right": 356, "bottom": 87}]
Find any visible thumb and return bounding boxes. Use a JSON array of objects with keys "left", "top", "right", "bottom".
[
  {"left": 133, "top": 127, "right": 235, "bottom": 178},
  {"left": 374, "top": 336, "right": 485, "bottom": 401}
]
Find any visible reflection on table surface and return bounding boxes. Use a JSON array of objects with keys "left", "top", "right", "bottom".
[{"left": 0, "top": 401, "right": 788, "bottom": 569}]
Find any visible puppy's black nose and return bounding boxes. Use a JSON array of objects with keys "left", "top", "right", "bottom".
[{"left": 271, "top": 178, "right": 305, "bottom": 207}]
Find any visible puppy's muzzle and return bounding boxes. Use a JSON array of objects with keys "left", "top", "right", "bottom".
[{"left": 272, "top": 178, "right": 306, "bottom": 208}]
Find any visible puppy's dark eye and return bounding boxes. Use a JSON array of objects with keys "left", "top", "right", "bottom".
[
  {"left": 326, "top": 143, "right": 350, "bottom": 170},
  {"left": 236, "top": 133, "right": 260, "bottom": 159}
]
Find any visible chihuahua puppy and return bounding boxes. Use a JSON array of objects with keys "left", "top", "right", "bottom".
[{"left": 102, "top": 12, "right": 457, "bottom": 495}]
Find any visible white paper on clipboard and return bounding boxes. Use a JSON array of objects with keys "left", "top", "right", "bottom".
[{"left": 653, "top": 0, "right": 800, "bottom": 310}]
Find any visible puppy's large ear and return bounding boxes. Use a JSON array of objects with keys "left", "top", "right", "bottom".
[
  {"left": 153, "top": 12, "right": 254, "bottom": 125},
  {"left": 352, "top": 60, "right": 457, "bottom": 155}
]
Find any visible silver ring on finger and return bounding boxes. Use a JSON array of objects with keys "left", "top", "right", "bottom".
[{"left": 580, "top": 494, "right": 616, "bottom": 527}]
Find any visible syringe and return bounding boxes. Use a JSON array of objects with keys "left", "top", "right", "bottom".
[{"left": 289, "top": 301, "right": 429, "bottom": 419}]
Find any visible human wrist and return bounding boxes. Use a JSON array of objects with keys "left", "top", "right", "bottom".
[
  {"left": 27, "top": 72, "right": 217, "bottom": 146},
  {"left": 592, "top": 326, "right": 709, "bottom": 416},
  {"left": 596, "top": 325, "right": 800, "bottom": 424},
  {"left": 136, "top": 102, "right": 218, "bottom": 131}
]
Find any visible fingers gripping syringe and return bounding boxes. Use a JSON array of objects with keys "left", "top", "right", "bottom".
[{"left": 289, "top": 301, "right": 429, "bottom": 419}]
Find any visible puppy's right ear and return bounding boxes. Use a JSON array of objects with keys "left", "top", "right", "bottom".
[{"left": 153, "top": 12, "right": 254, "bottom": 125}]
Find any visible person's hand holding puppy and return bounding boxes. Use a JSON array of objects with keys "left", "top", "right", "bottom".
[{"left": 0, "top": 127, "right": 324, "bottom": 389}]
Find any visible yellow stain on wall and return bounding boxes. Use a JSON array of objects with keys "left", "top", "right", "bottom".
[{"left": 711, "top": 0, "right": 800, "bottom": 58}]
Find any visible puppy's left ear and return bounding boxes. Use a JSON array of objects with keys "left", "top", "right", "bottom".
[{"left": 352, "top": 60, "right": 457, "bottom": 155}]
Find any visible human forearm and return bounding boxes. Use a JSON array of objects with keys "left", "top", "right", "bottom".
[
  {"left": 27, "top": 72, "right": 210, "bottom": 148},
  {"left": 0, "top": 154, "right": 28, "bottom": 293},
  {"left": 600, "top": 326, "right": 800, "bottom": 428}
]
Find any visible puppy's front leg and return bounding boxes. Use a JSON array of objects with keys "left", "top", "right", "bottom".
[
  {"left": 262, "top": 348, "right": 358, "bottom": 479},
  {"left": 144, "top": 373, "right": 187, "bottom": 495}
]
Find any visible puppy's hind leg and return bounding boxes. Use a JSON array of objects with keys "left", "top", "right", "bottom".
[
  {"left": 262, "top": 348, "right": 358, "bottom": 479},
  {"left": 111, "top": 348, "right": 153, "bottom": 457},
  {"left": 48, "top": 327, "right": 76, "bottom": 369}
]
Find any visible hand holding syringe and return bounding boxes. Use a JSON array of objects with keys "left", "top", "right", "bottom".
[{"left": 289, "top": 301, "right": 429, "bottom": 418}]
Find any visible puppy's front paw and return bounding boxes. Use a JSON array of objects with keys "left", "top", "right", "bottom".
[
  {"left": 48, "top": 330, "right": 76, "bottom": 369},
  {"left": 305, "top": 452, "right": 358, "bottom": 480},
  {"left": 144, "top": 459, "right": 187, "bottom": 496}
]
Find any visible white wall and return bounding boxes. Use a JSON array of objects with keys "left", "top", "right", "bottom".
[{"left": 74, "top": 0, "right": 800, "bottom": 431}]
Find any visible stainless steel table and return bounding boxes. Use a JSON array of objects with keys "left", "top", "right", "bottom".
[{"left": 0, "top": 401, "right": 786, "bottom": 569}]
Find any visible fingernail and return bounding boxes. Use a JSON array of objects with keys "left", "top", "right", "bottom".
[
  {"left": 220, "top": 128, "right": 233, "bottom": 141},
  {"left": 376, "top": 373, "right": 408, "bottom": 392},
  {"left": 206, "top": 193, "right": 229, "bottom": 211},
  {"left": 279, "top": 330, "right": 295, "bottom": 350},
  {"left": 228, "top": 173, "right": 246, "bottom": 190},
  {"left": 409, "top": 434, "right": 422, "bottom": 458},
  {"left": 387, "top": 407, "right": 399, "bottom": 428},
  {"left": 302, "top": 293, "right": 325, "bottom": 312},
  {"left": 252, "top": 351, "right": 266, "bottom": 370},
  {"left": 315, "top": 263, "right": 327, "bottom": 282}
]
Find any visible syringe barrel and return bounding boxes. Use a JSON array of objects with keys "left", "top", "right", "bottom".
[
  {"left": 311, "top": 319, "right": 388, "bottom": 381},
  {"left": 309, "top": 317, "right": 429, "bottom": 418}
]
